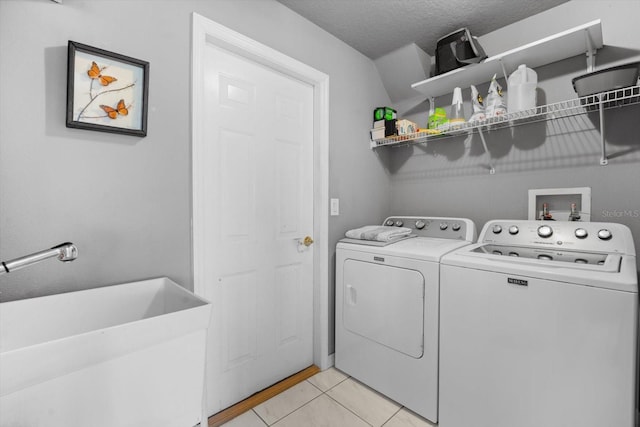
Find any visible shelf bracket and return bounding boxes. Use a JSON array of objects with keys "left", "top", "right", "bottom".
[
  {"left": 598, "top": 94, "right": 608, "bottom": 165},
  {"left": 427, "top": 96, "right": 435, "bottom": 116},
  {"left": 584, "top": 29, "right": 596, "bottom": 73},
  {"left": 477, "top": 127, "right": 496, "bottom": 174},
  {"left": 498, "top": 59, "right": 509, "bottom": 84}
]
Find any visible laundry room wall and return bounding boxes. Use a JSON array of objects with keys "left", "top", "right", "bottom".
[
  {"left": 0, "top": 0, "right": 392, "bottom": 334},
  {"left": 386, "top": 0, "right": 640, "bottom": 269}
]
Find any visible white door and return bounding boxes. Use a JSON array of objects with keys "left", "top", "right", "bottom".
[{"left": 199, "top": 42, "right": 315, "bottom": 415}]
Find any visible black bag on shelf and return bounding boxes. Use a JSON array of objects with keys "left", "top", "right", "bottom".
[{"left": 435, "top": 28, "right": 487, "bottom": 76}]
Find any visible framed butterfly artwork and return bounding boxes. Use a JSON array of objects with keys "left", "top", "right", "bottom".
[{"left": 66, "top": 41, "right": 149, "bottom": 137}]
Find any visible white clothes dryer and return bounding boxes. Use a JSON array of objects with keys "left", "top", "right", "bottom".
[
  {"left": 335, "top": 216, "right": 476, "bottom": 423},
  {"left": 439, "top": 220, "right": 638, "bottom": 427}
]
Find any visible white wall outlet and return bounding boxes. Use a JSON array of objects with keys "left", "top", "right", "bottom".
[{"left": 330, "top": 198, "right": 339, "bottom": 216}]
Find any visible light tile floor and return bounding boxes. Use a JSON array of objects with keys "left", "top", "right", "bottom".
[{"left": 221, "top": 368, "right": 436, "bottom": 427}]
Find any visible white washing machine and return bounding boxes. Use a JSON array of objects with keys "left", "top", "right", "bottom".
[
  {"left": 335, "top": 216, "right": 476, "bottom": 423},
  {"left": 439, "top": 219, "right": 638, "bottom": 427}
]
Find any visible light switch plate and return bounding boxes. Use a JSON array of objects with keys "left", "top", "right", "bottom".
[{"left": 330, "top": 198, "right": 339, "bottom": 216}]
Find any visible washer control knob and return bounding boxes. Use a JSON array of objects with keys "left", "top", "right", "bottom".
[
  {"left": 508, "top": 226, "right": 519, "bottom": 235},
  {"left": 440, "top": 222, "right": 448, "bottom": 230},
  {"left": 395, "top": 220, "right": 404, "bottom": 227},
  {"left": 492, "top": 225, "right": 503, "bottom": 234},
  {"left": 575, "top": 228, "right": 588, "bottom": 239},
  {"left": 452, "top": 223, "right": 461, "bottom": 231},
  {"left": 415, "top": 220, "right": 426, "bottom": 230},
  {"left": 537, "top": 225, "right": 553, "bottom": 238},
  {"left": 597, "top": 229, "right": 612, "bottom": 240},
  {"left": 385, "top": 219, "right": 394, "bottom": 226}
]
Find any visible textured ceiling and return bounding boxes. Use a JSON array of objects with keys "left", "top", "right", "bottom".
[{"left": 276, "top": 0, "right": 570, "bottom": 59}]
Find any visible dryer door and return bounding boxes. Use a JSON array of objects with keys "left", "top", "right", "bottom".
[{"left": 343, "top": 259, "right": 424, "bottom": 358}]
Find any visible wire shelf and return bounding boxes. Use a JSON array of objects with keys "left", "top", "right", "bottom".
[{"left": 370, "top": 85, "right": 640, "bottom": 149}]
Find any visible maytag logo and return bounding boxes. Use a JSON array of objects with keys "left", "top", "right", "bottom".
[
  {"left": 373, "top": 256, "right": 385, "bottom": 262},
  {"left": 508, "top": 278, "right": 528, "bottom": 286}
]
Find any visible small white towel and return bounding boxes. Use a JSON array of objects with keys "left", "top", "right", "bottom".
[{"left": 345, "top": 225, "right": 412, "bottom": 242}]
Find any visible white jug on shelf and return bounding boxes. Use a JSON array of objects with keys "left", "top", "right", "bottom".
[{"left": 507, "top": 64, "right": 537, "bottom": 113}]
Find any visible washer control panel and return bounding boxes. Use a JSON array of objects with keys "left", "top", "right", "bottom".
[
  {"left": 383, "top": 216, "right": 476, "bottom": 241},
  {"left": 480, "top": 220, "right": 635, "bottom": 254}
]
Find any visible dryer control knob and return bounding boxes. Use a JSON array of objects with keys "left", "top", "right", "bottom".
[
  {"left": 452, "top": 223, "right": 461, "bottom": 231},
  {"left": 415, "top": 220, "right": 426, "bottom": 230},
  {"left": 492, "top": 225, "right": 503, "bottom": 234},
  {"left": 395, "top": 220, "right": 404, "bottom": 227},
  {"left": 508, "top": 226, "right": 519, "bottom": 235},
  {"left": 385, "top": 219, "right": 394, "bottom": 226},
  {"left": 537, "top": 225, "right": 553, "bottom": 238},
  {"left": 597, "top": 229, "right": 612, "bottom": 240},
  {"left": 575, "top": 228, "right": 588, "bottom": 239},
  {"left": 440, "top": 222, "right": 448, "bottom": 230}
]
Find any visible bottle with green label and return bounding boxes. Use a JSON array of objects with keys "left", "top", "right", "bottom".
[{"left": 428, "top": 107, "right": 448, "bottom": 130}]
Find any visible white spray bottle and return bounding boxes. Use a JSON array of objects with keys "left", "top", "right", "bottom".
[{"left": 450, "top": 86, "right": 465, "bottom": 129}]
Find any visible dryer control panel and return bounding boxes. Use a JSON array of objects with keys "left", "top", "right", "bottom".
[
  {"left": 383, "top": 216, "right": 476, "bottom": 242},
  {"left": 479, "top": 219, "right": 635, "bottom": 255}
]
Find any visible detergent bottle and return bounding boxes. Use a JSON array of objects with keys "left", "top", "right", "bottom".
[{"left": 507, "top": 64, "right": 537, "bottom": 113}]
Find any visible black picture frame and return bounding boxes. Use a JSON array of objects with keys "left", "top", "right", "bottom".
[{"left": 66, "top": 41, "right": 149, "bottom": 137}]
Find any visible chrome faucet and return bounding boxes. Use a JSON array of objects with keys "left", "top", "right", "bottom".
[
  {"left": 1, "top": 242, "right": 78, "bottom": 275},
  {"left": 568, "top": 203, "right": 581, "bottom": 222}
]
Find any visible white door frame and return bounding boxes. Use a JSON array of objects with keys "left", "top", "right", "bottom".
[{"left": 191, "top": 13, "right": 331, "bottom": 371}]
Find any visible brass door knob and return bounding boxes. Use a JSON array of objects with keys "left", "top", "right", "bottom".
[{"left": 302, "top": 236, "right": 314, "bottom": 247}]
